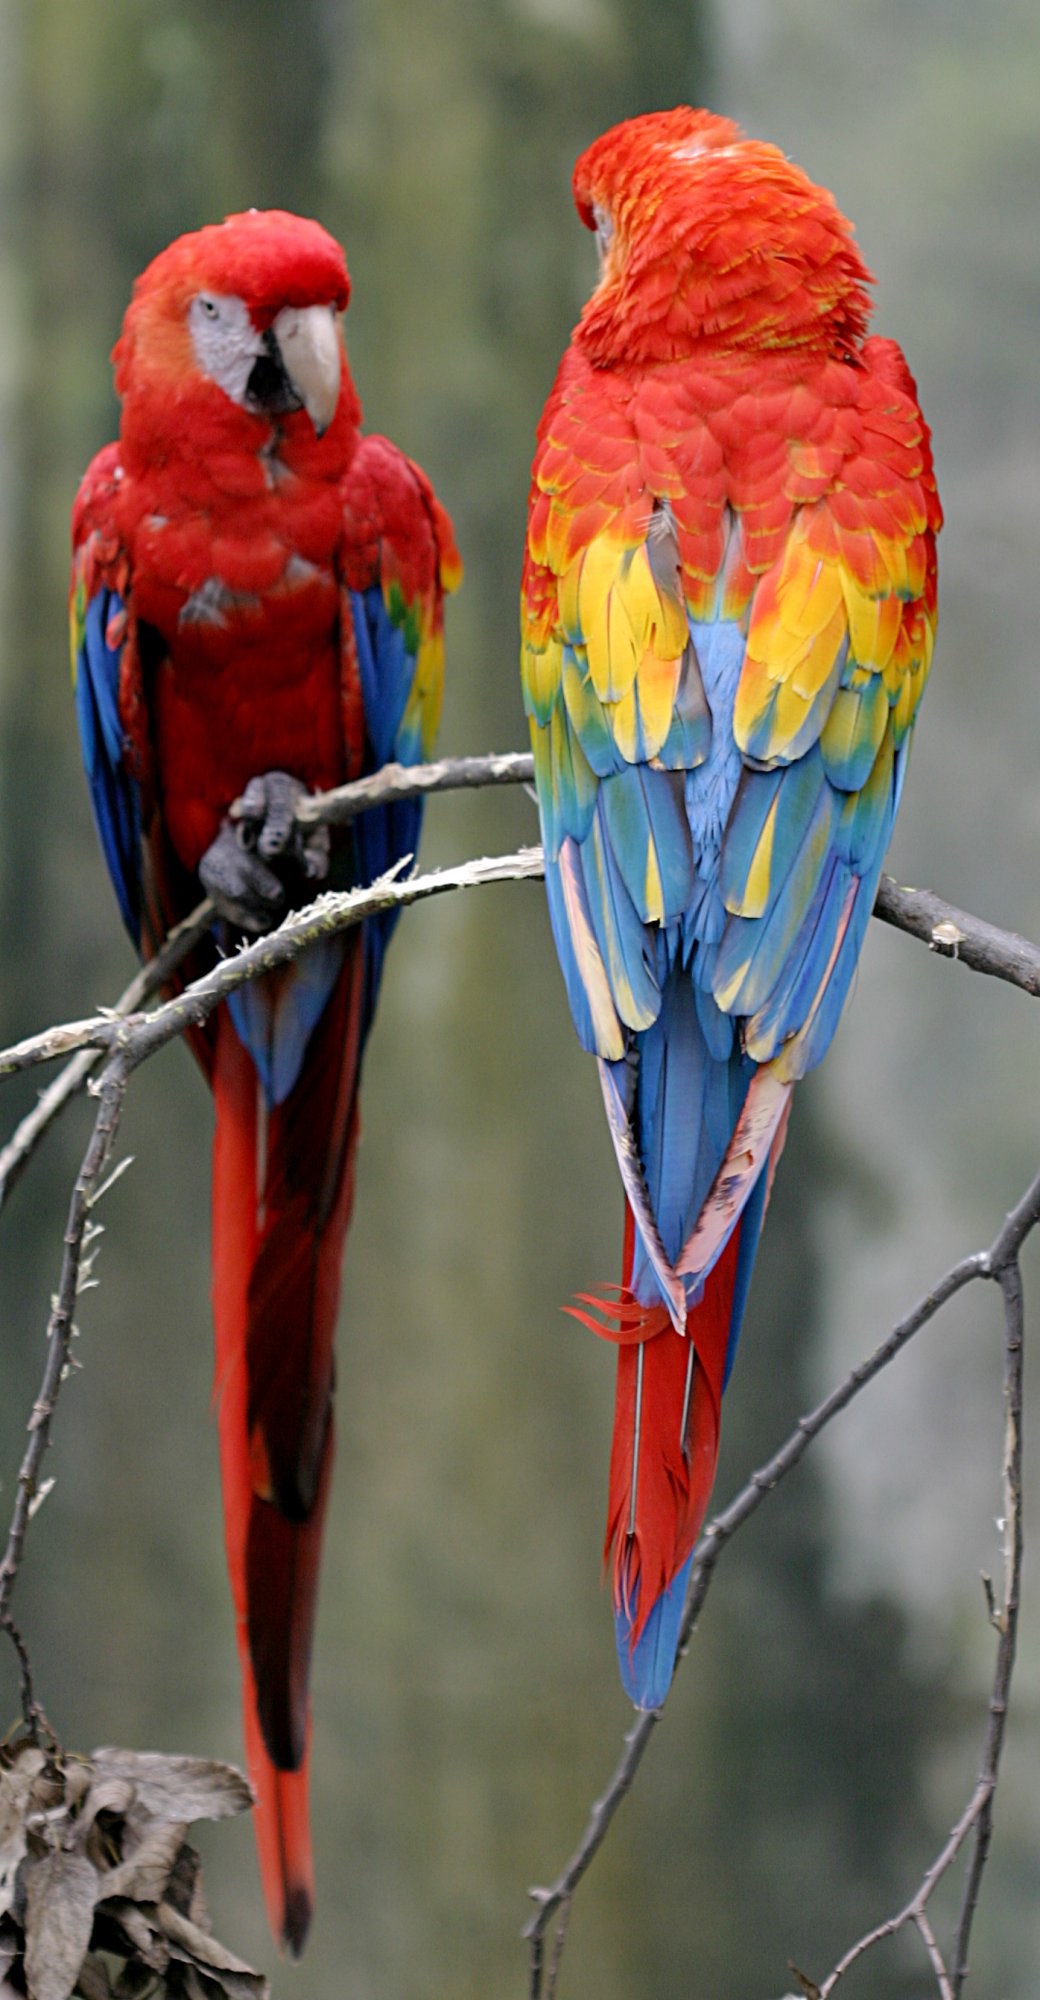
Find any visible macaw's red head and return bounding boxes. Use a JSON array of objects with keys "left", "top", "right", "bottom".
[
  {"left": 113, "top": 209, "right": 360, "bottom": 466},
  {"left": 571, "top": 106, "right": 874, "bottom": 365}
]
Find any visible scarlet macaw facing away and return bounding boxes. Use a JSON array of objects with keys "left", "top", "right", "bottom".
[
  {"left": 70, "top": 210, "right": 459, "bottom": 1951},
  {"left": 521, "top": 110, "right": 939, "bottom": 1709}
]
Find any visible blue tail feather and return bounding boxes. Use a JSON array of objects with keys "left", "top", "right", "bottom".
[{"left": 615, "top": 1553, "right": 694, "bottom": 1709}]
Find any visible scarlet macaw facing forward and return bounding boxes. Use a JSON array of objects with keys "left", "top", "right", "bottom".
[
  {"left": 70, "top": 210, "right": 459, "bottom": 1950},
  {"left": 521, "top": 110, "right": 939, "bottom": 1709}
]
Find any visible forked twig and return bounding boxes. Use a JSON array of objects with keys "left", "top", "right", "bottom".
[
  {"left": 526, "top": 1171, "right": 1040, "bottom": 1997},
  {"left": 0, "top": 898, "right": 214, "bottom": 1215},
  {"left": 0, "top": 1055, "right": 130, "bottom": 1722}
]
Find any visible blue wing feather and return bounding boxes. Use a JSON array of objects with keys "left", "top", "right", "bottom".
[
  {"left": 350, "top": 584, "right": 427, "bottom": 1028},
  {"left": 73, "top": 586, "right": 142, "bottom": 946},
  {"left": 577, "top": 805, "right": 660, "bottom": 1031}
]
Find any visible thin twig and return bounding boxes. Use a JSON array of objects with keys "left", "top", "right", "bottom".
[
  {"left": 811, "top": 1244, "right": 1027, "bottom": 1994},
  {"left": 526, "top": 1710, "right": 657, "bottom": 1988},
  {"left": 525, "top": 1170, "right": 1040, "bottom": 1997},
  {"left": 0, "top": 1609, "right": 58, "bottom": 1750},
  {"left": 951, "top": 1256, "right": 1023, "bottom": 1992},
  {"left": 0, "top": 899, "right": 213, "bottom": 1215},
  {"left": 915, "top": 1908, "right": 954, "bottom": 1998},
  {"left": 0, "top": 1056, "right": 128, "bottom": 1637}
]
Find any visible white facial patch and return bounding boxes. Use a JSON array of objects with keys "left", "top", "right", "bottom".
[{"left": 187, "top": 292, "right": 264, "bottom": 407}]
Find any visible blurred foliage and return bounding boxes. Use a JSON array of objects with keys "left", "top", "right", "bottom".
[{"left": 0, "top": 0, "right": 1037, "bottom": 1995}]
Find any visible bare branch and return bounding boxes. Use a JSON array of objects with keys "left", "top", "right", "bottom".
[
  {"left": 0, "top": 1608, "right": 58, "bottom": 1750},
  {"left": 0, "top": 848, "right": 545, "bottom": 1080},
  {"left": 0, "top": 1056, "right": 129, "bottom": 1707},
  {"left": 0, "top": 899, "right": 213, "bottom": 1216},
  {"left": 916, "top": 1909, "right": 955, "bottom": 1999},
  {"left": 290, "top": 748, "right": 537, "bottom": 826},
  {"left": 951, "top": 1255, "right": 1024, "bottom": 1992},
  {"left": 284, "top": 749, "right": 1040, "bottom": 1002},
  {"left": 525, "top": 1176, "right": 1038, "bottom": 1998},
  {"left": 3, "top": 753, "right": 1040, "bottom": 1098},
  {"left": 873, "top": 875, "right": 1040, "bottom": 998}
]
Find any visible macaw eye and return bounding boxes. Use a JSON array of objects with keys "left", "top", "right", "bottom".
[{"left": 198, "top": 295, "right": 220, "bottom": 320}]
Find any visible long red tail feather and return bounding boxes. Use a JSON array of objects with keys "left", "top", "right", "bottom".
[
  {"left": 606, "top": 1204, "right": 743, "bottom": 1647},
  {"left": 211, "top": 940, "right": 364, "bottom": 1952}
]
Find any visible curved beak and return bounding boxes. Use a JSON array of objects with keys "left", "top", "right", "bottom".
[{"left": 271, "top": 303, "right": 342, "bottom": 436}]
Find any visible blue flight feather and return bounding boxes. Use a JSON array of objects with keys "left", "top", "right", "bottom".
[
  {"left": 714, "top": 752, "right": 840, "bottom": 1017},
  {"left": 543, "top": 848, "right": 609, "bottom": 1056},
  {"left": 349, "top": 584, "right": 426, "bottom": 1030},
  {"left": 743, "top": 854, "right": 848, "bottom": 1061},
  {"left": 562, "top": 647, "right": 633, "bottom": 778},
  {"left": 74, "top": 587, "right": 141, "bottom": 945},
  {"left": 630, "top": 955, "right": 752, "bottom": 1306},
  {"left": 600, "top": 764, "right": 693, "bottom": 925},
  {"left": 656, "top": 641, "right": 712, "bottom": 770},
  {"left": 718, "top": 765, "right": 784, "bottom": 913},
  {"left": 820, "top": 674, "right": 888, "bottom": 791},
  {"left": 791, "top": 878, "right": 875, "bottom": 1077},
  {"left": 578, "top": 805, "right": 660, "bottom": 1031},
  {"left": 722, "top": 1154, "right": 770, "bottom": 1389}
]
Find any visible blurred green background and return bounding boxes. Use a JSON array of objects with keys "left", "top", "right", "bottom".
[{"left": 2, "top": 0, "right": 1039, "bottom": 1994}]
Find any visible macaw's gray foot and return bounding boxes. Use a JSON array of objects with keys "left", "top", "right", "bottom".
[{"left": 199, "top": 771, "right": 331, "bottom": 934}]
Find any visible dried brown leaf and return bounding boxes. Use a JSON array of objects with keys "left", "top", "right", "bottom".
[
  {"left": 0, "top": 1768, "right": 30, "bottom": 1920},
  {"left": 23, "top": 1850, "right": 99, "bottom": 2000},
  {"left": 109, "top": 1959, "right": 161, "bottom": 2000},
  {"left": 72, "top": 1952, "right": 113, "bottom": 2000},
  {"left": 158, "top": 1903, "right": 267, "bottom": 2000},
  {"left": 89, "top": 1755, "right": 251, "bottom": 1828},
  {"left": 0, "top": 1917, "right": 19, "bottom": 1981},
  {"left": 91, "top": 1898, "right": 168, "bottom": 1974},
  {"left": 0, "top": 1743, "right": 261, "bottom": 2000},
  {"left": 100, "top": 1820, "right": 187, "bottom": 1904},
  {"left": 81, "top": 1779, "right": 134, "bottom": 1830},
  {"left": 163, "top": 1845, "right": 207, "bottom": 1927}
]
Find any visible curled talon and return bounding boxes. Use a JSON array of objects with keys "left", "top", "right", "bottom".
[
  {"left": 199, "top": 818, "right": 287, "bottom": 933},
  {"left": 229, "top": 771, "right": 331, "bottom": 882}
]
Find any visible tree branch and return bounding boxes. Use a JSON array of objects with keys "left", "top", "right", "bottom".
[
  {"left": 4, "top": 753, "right": 1040, "bottom": 1099},
  {"left": 525, "top": 1169, "right": 1040, "bottom": 1998},
  {"left": 813, "top": 1238, "right": 1024, "bottom": 1998},
  {"left": 0, "top": 1055, "right": 129, "bottom": 1728},
  {"left": 300, "top": 752, "right": 1040, "bottom": 999},
  {"left": 0, "top": 847, "right": 545, "bottom": 1081},
  {"left": 873, "top": 876, "right": 1040, "bottom": 998},
  {"left": 0, "top": 899, "right": 214, "bottom": 1216},
  {"left": 291, "top": 748, "right": 537, "bottom": 825}
]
